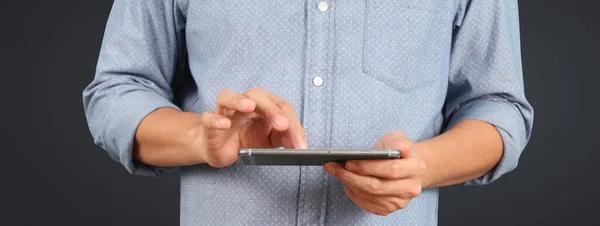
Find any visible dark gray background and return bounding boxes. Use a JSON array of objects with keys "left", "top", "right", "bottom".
[{"left": 1, "top": 0, "right": 598, "bottom": 225}]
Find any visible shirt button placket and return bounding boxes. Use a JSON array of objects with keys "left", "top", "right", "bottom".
[{"left": 299, "top": 1, "right": 333, "bottom": 226}]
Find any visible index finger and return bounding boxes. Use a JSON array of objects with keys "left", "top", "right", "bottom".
[
  {"left": 344, "top": 159, "right": 418, "bottom": 180},
  {"left": 244, "top": 87, "right": 289, "bottom": 130},
  {"left": 244, "top": 87, "right": 307, "bottom": 149},
  {"left": 272, "top": 99, "right": 307, "bottom": 149},
  {"left": 216, "top": 89, "right": 256, "bottom": 115},
  {"left": 324, "top": 162, "right": 391, "bottom": 195}
]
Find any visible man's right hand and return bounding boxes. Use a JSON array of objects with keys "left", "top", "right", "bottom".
[{"left": 186, "top": 87, "right": 308, "bottom": 168}]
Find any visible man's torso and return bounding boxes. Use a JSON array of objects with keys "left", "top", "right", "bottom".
[{"left": 177, "top": 0, "right": 455, "bottom": 225}]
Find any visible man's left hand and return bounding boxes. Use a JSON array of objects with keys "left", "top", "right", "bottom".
[{"left": 324, "top": 131, "right": 427, "bottom": 216}]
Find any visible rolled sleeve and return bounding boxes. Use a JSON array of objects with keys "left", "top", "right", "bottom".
[
  {"left": 84, "top": 80, "right": 181, "bottom": 176},
  {"left": 444, "top": 0, "right": 534, "bottom": 185},
  {"left": 82, "top": 0, "right": 185, "bottom": 176},
  {"left": 445, "top": 97, "right": 530, "bottom": 185}
]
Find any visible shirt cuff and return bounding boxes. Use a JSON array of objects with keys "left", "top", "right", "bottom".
[
  {"left": 92, "top": 89, "right": 181, "bottom": 177},
  {"left": 445, "top": 98, "right": 527, "bottom": 186}
]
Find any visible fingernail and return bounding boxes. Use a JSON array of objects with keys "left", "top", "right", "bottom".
[
  {"left": 346, "top": 162, "right": 356, "bottom": 171},
  {"left": 273, "top": 115, "right": 287, "bottom": 128},
  {"left": 217, "top": 118, "right": 229, "bottom": 127},
  {"left": 236, "top": 99, "right": 251, "bottom": 109}
]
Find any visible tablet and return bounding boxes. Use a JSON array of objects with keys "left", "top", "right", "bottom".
[{"left": 237, "top": 148, "right": 401, "bottom": 166}]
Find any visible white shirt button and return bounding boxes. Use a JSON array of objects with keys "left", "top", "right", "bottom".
[
  {"left": 313, "top": 76, "right": 324, "bottom": 87},
  {"left": 318, "top": 2, "right": 329, "bottom": 12}
]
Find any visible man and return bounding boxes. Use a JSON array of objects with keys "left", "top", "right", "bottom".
[{"left": 83, "top": 0, "right": 533, "bottom": 225}]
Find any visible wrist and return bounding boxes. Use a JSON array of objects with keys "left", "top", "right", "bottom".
[
  {"left": 133, "top": 108, "right": 207, "bottom": 167},
  {"left": 182, "top": 112, "right": 208, "bottom": 165},
  {"left": 415, "top": 141, "right": 435, "bottom": 189}
]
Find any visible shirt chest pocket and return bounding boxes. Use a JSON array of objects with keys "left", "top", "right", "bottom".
[{"left": 362, "top": 0, "right": 436, "bottom": 92}]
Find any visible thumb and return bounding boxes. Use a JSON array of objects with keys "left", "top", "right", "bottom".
[{"left": 381, "top": 137, "right": 415, "bottom": 159}]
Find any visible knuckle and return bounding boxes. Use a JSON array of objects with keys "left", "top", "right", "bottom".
[
  {"left": 279, "top": 101, "right": 293, "bottom": 112},
  {"left": 374, "top": 199, "right": 401, "bottom": 213},
  {"left": 348, "top": 162, "right": 362, "bottom": 173},
  {"left": 185, "top": 126, "right": 202, "bottom": 143},
  {"left": 390, "top": 162, "right": 401, "bottom": 175},
  {"left": 353, "top": 164, "right": 364, "bottom": 174},
  {"left": 265, "top": 107, "right": 283, "bottom": 118},
  {"left": 413, "top": 187, "right": 423, "bottom": 196},
  {"left": 366, "top": 182, "right": 382, "bottom": 194},
  {"left": 394, "top": 201, "right": 407, "bottom": 210},
  {"left": 386, "top": 204, "right": 398, "bottom": 213},
  {"left": 340, "top": 171, "right": 351, "bottom": 180},
  {"left": 200, "top": 113, "right": 212, "bottom": 122},
  {"left": 406, "top": 187, "right": 422, "bottom": 198}
]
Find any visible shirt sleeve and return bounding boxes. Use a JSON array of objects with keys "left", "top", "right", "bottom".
[
  {"left": 82, "top": 0, "right": 185, "bottom": 177},
  {"left": 444, "top": 0, "right": 534, "bottom": 185}
]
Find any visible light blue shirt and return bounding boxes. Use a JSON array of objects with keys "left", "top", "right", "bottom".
[{"left": 82, "top": 0, "right": 534, "bottom": 225}]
